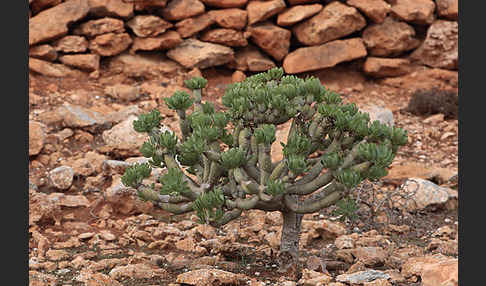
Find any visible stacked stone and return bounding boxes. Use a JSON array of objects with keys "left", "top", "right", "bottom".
[{"left": 29, "top": 0, "right": 458, "bottom": 77}]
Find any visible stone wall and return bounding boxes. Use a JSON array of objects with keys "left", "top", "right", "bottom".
[{"left": 28, "top": 0, "right": 458, "bottom": 78}]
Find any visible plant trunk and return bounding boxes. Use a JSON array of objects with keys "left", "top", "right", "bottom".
[{"left": 278, "top": 209, "right": 304, "bottom": 280}]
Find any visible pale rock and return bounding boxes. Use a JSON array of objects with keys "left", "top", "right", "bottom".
[
  {"left": 79, "top": 271, "right": 123, "bottom": 286},
  {"left": 401, "top": 178, "right": 458, "bottom": 211},
  {"left": 48, "top": 193, "right": 90, "bottom": 207},
  {"left": 126, "top": 15, "right": 172, "bottom": 38},
  {"left": 360, "top": 105, "right": 394, "bottom": 126},
  {"left": 109, "top": 263, "right": 169, "bottom": 280},
  {"left": 283, "top": 38, "right": 367, "bottom": 74},
  {"left": 293, "top": 2, "right": 366, "bottom": 46},
  {"left": 421, "top": 258, "right": 458, "bottom": 286},
  {"left": 167, "top": 38, "right": 234, "bottom": 69},
  {"left": 29, "top": 57, "right": 81, "bottom": 77},
  {"left": 351, "top": 247, "right": 387, "bottom": 266},
  {"left": 246, "top": 0, "right": 286, "bottom": 25},
  {"left": 46, "top": 249, "right": 70, "bottom": 261},
  {"left": 29, "top": 44, "right": 58, "bottom": 62},
  {"left": 105, "top": 84, "right": 140, "bottom": 102},
  {"left": 276, "top": 4, "right": 323, "bottom": 26},
  {"left": 335, "top": 234, "right": 356, "bottom": 249},
  {"left": 100, "top": 115, "right": 148, "bottom": 156},
  {"left": 29, "top": 0, "right": 90, "bottom": 46},
  {"left": 208, "top": 8, "right": 247, "bottom": 30},
  {"left": 49, "top": 166, "right": 74, "bottom": 190},
  {"left": 390, "top": 0, "right": 436, "bottom": 25},
  {"left": 346, "top": 0, "right": 391, "bottom": 23},
  {"left": 401, "top": 254, "right": 451, "bottom": 278},
  {"left": 89, "top": 32, "right": 132, "bottom": 57},
  {"left": 362, "top": 17, "right": 420, "bottom": 56},
  {"left": 410, "top": 20, "right": 458, "bottom": 70},
  {"left": 73, "top": 17, "right": 125, "bottom": 37},
  {"left": 176, "top": 269, "right": 245, "bottom": 286},
  {"left": 337, "top": 270, "right": 391, "bottom": 284},
  {"left": 59, "top": 54, "right": 100, "bottom": 72},
  {"left": 298, "top": 268, "right": 332, "bottom": 285},
  {"left": 200, "top": 28, "right": 248, "bottom": 47},
  {"left": 175, "top": 13, "right": 215, "bottom": 38},
  {"left": 363, "top": 278, "right": 392, "bottom": 286},
  {"left": 70, "top": 151, "right": 107, "bottom": 176},
  {"left": 161, "top": 0, "right": 205, "bottom": 21},
  {"left": 29, "top": 121, "right": 47, "bottom": 156},
  {"left": 88, "top": 0, "right": 134, "bottom": 19},
  {"left": 436, "top": 0, "right": 458, "bottom": 20},
  {"left": 100, "top": 230, "right": 117, "bottom": 241},
  {"left": 247, "top": 22, "right": 291, "bottom": 61},
  {"left": 130, "top": 31, "right": 182, "bottom": 53},
  {"left": 363, "top": 57, "right": 411, "bottom": 78},
  {"left": 52, "top": 35, "right": 88, "bottom": 53},
  {"left": 56, "top": 103, "right": 109, "bottom": 129},
  {"left": 201, "top": 0, "right": 247, "bottom": 8}
]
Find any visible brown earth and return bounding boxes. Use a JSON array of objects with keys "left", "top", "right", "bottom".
[{"left": 28, "top": 60, "right": 458, "bottom": 285}]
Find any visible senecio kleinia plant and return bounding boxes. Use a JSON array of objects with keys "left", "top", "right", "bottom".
[{"left": 121, "top": 68, "right": 407, "bottom": 279}]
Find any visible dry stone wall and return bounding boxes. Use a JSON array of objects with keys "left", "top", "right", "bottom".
[{"left": 28, "top": 0, "right": 458, "bottom": 78}]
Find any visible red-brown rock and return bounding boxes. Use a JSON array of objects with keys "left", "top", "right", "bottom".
[
  {"left": 29, "top": 121, "right": 47, "bottom": 156},
  {"left": 200, "top": 0, "right": 247, "bottom": 8},
  {"left": 288, "top": 0, "right": 319, "bottom": 4},
  {"left": 283, "top": 38, "right": 367, "bottom": 74},
  {"left": 362, "top": 17, "right": 420, "bottom": 56},
  {"left": 126, "top": 15, "right": 172, "bottom": 38},
  {"left": 29, "top": 0, "right": 90, "bottom": 46},
  {"left": 134, "top": 0, "right": 168, "bottom": 11},
  {"left": 232, "top": 70, "right": 247, "bottom": 83},
  {"left": 130, "top": 31, "right": 182, "bottom": 53},
  {"left": 247, "top": 0, "right": 286, "bottom": 25},
  {"left": 228, "top": 44, "right": 276, "bottom": 71},
  {"left": 346, "top": 0, "right": 391, "bottom": 23},
  {"left": 73, "top": 17, "right": 125, "bottom": 37},
  {"left": 167, "top": 38, "right": 234, "bottom": 69},
  {"left": 208, "top": 8, "right": 248, "bottom": 30},
  {"left": 247, "top": 22, "right": 291, "bottom": 61},
  {"left": 410, "top": 20, "right": 458, "bottom": 70},
  {"left": 59, "top": 54, "right": 100, "bottom": 72},
  {"left": 363, "top": 57, "right": 411, "bottom": 78},
  {"left": 52, "top": 35, "right": 89, "bottom": 53},
  {"left": 29, "top": 57, "right": 82, "bottom": 77},
  {"left": 421, "top": 258, "right": 458, "bottom": 286},
  {"left": 293, "top": 1, "right": 366, "bottom": 46},
  {"left": 160, "top": 0, "right": 205, "bottom": 21},
  {"left": 29, "top": 44, "right": 58, "bottom": 62},
  {"left": 200, "top": 28, "right": 248, "bottom": 47},
  {"left": 30, "top": 0, "right": 62, "bottom": 14},
  {"left": 175, "top": 13, "right": 215, "bottom": 38},
  {"left": 276, "top": 4, "right": 323, "bottom": 26},
  {"left": 88, "top": 0, "right": 134, "bottom": 19},
  {"left": 89, "top": 32, "right": 133, "bottom": 56},
  {"left": 436, "top": 0, "right": 458, "bottom": 20},
  {"left": 390, "top": 0, "right": 436, "bottom": 25},
  {"left": 107, "top": 52, "right": 183, "bottom": 79}
]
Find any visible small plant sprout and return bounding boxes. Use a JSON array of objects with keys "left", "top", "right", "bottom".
[{"left": 122, "top": 68, "right": 408, "bottom": 280}]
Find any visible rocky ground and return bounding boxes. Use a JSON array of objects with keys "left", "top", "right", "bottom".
[{"left": 29, "top": 61, "right": 458, "bottom": 286}]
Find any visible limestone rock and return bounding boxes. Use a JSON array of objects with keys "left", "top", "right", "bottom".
[
  {"left": 49, "top": 166, "right": 74, "bottom": 190},
  {"left": 346, "top": 0, "right": 391, "bottom": 23},
  {"left": 410, "top": 20, "right": 458, "bottom": 70},
  {"left": 29, "top": 57, "right": 81, "bottom": 77},
  {"left": 283, "top": 38, "right": 367, "bottom": 74},
  {"left": 208, "top": 8, "right": 247, "bottom": 30},
  {"left": 390, "top": 0, "right": 436, "bottom": 25},
  {"left": 201, "top": 0, "right": 247, "bottom": 8},
  {"left": 401, "top": 178, "right": 458, "bottom": 211},
  {"left": 276, "top": 4, "right": 323, "bottom": 26},
  {"left": 29, "top": 0, "right": 90, "bottom": 46},
  {"left": 101, "top": 115, "right": 148, "bottom": 157},
  {"left": 56, "top": 103, "right": 109, "bottom": 129},
  {"left": 29, "top": 44, "right": 58, "bottom": 62},
  {"left": 48, "top": 193, "right": 90, "bottom": 207},
  {"left": 293, "top": 1, "right": 366, "bottom": 46},
  {"left": 337, "top": 270, "right": 390, "bottom": 284},
  {"left": 200, "top": 28, "right": 248, "bottom": 47},
  {"left": 52, "top": 35, "right": 88, "bottom": 53},
  {"left": 59, "top": 54, "right": 100, "bottom": 72},
  {"left": 360, "top": 105, "right": 394, "bottom": 126},
  {"left": 247, "top": 0, "right": 286, "bottom": 25},
  {"left": 362, "top": 17, "right": 421, "bottom": 56},
  {"left": 73, "top": 17, "right": 125, "bottom": 37},
  {"left": 126, "top": 15, "right": 172, "bottom": 37},
  {"left": 89, "top": 32, "right": 133, "bottom": 57},
  {"left": 29, "top": 121, "right": 47, "bottom": 156},
  {"left": 161, "top": 0, "right": 205, "bottom": 21},
  {"left": 175, "top": 13, "right": 215, "bottom": 39},
  {"left": 167, "top": 38, "right": 234, "bottom": 69},
  {"left": 88, "top": 0, "right": 134, "bottom": 19},
  {"left": 228, "top": 44, "right": 276, "bottom": 72},
  {"left": 363, "top": 57, "right": 411, "bottom": 78},
  {"left": 109, "top": 264, "right": 168, "bottom": 280},
  {"left": 436, "top": 0, "right": 458, "bottom": 20},
  {"left": 248, "top": 22, "right": 291, "bottom": 61},
  {"left": 130, "top": 31, "right": 182, "bottom": 53},
  {"left": 108, "top": 52, "right": 183, "bottom": 79},
  {"left": 176, "top": 269, "right": 245, "bottom": 286}
]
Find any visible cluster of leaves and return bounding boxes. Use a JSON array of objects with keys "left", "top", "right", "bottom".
[
  {"left": 332, "top": 196, "right": 360, "bottom": 222},
  {"left": 193, "top": 188, "right": 225, "bottom": 224}
]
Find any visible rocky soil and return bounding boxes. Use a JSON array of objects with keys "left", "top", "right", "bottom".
[{"left": 29, "top": 53, "right": 458, "bottom": 285}]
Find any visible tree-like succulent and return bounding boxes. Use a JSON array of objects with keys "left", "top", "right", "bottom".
[{"left": 122, "top": 68, "right": 408, "bottom": 280}]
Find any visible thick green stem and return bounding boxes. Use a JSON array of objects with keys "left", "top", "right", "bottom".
[
  {"left": 226, "top": 195, "right": 259, "bottom": 210},
  {"left": 210, "top": 209, "right": 242, "bottom": 227},
  {"left": 284, "top": 183, "right": 345, "bottom": 214},
  {"left": 278, "top": 209, "right": 304, "bottom": 280},
  {"left": 258, "top": 144, "right": 272, "bottom": 185}
]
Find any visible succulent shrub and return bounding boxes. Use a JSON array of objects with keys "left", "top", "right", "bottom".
[{"left": 122, "top": 68, "right": 408, "bottom": 279}]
